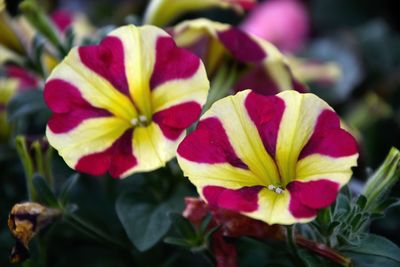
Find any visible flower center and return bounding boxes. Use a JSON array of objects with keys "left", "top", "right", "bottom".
[
  {"left": 130, "top": 115, "right": 150, "bottom": 127},
  {"left": 267, "top": 184, "right": 285, "bottom": 194}
]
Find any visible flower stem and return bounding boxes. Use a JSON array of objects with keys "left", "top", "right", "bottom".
[
  {"left": 15, "top": 136, "right": 36, "bottom": 201},
  {"left": 64, "top": 213, "right": 129, "bottom": 250},
  {"left": 296, "top": 236, "right": 353, "bottom": 267}
]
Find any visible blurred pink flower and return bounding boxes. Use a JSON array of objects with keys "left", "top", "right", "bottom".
[
  {"left": 241, "top": 0, "right": 310, "bottom": 52},
  {"left": 50, "top": 9, "right": 73, "bottom": 33}
]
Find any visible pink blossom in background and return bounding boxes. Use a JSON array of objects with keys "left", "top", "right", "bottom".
[
  {"left": 50, "top": 9, "right": 73, "bottom": 33},
  {"left": 241, "top": 0, "right": 310, "bottom": 52},
  {"left": 5, "top": 65, "right": 38, "bottom": 91}
]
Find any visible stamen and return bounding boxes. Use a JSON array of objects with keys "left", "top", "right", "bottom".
[
  {"left": 130, "top": 118, "right": 138, "bottom": 126},
  {"left": 267, "top": 184, "right": 276, "bottom": 191},
  {"left": 139, "top": 115, "right": 147, "bottom": 123},
  {"left": 268, "top": 184, "right": 284, "bottom": 194},
  {"left": 275, "top": 187, "right": 284, "bottom": 194}
]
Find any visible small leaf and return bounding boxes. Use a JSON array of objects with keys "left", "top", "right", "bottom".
[
  {"left": 356, "top": 195, "right": 367, "bottom": 210},
  {"left": 168, "top": 212, "right": 196, "bottom": 240},
  {"left": 327, "top": 221, "right": 341, "bottom": 235},
  {"left": 116, "top": 186, "right": 186, "bottom": 251},
  {"left": 7, "top": 90, "right": 48, "bottom": 122},
  {"left": 198, "top": 214, "right": 212, "bottom": 236},
  {"left": 373, "top": 197, "right": 400, "bottom": 214},
  {"left": 33, "top": 174, "right": 60, "bottom": 208},
  {"left": 59, "top": 173, "right": 80, "bottom": 205},
  {"left": 164, "top": 237, "right": 192, "bottom": 248}
]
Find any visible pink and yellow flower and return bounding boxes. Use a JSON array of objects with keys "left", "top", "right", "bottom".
[
  {"left": 144, "top": 0, "right": 256, "bottom": 26},
  {"left": 44, "top": 25, "right": 209, "bottom": 178},
  {"left": 177, "top": 90, "right": 358, "bottom": 224},
  {"left": 171, "top": 19, "right": 306, "bottom": 96}
]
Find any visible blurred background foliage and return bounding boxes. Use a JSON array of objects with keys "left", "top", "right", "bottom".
[{"left": 1, "top": 0, "right": 400, "bottom": 266}]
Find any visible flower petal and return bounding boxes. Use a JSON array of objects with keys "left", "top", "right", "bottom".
[
  {"left": 128, "top": 123, "right": 181, "bottom": 175},
  {"left": 47, "top": 47, "right": 137, "bottom": 121},
  {"left": 46, "top": 117, "right": 131, "bottom": 175},
  {"left": 286, "top": 179, "right": 339, "bottom": 219},
  {"left": 152, "top": 101, "right": 202, "bottom": 140},
  {"left": 203, "top": 185, "right": 263, "bottom": 212},
  {"left": 150, "top": 35, "right": 209, "bottom": 113},
  {"left": 178, "top": 117, "right": 259, "bottom": 189},
  {"left": 296, "top": 109, "right": 358, "bottom": 185},
  {"left": 75, "top": 129, "right": 137, "bottom": 178},
  {"left": 275, "top": 91, "right": 334, "bottom": 185}
]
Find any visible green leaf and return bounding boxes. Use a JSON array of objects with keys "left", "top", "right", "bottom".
[
  {"left": 59, "top": 173, "right": 80, "bottom": 205},
  {"left": 168, "top": 212, "right": 196, "bottom": 240},
  {"left": 341, "top": 234, "right": 400, "bottom": 264},
  {"left": 373, "top": 197, "right": 400, "bottom": 214},
  {"left": 7, "top": 90, "right": 47, "bottom": 122},
  {"left": 33, "top": 174, "right": 60, "bottom": 208},
  {"left": 327, "top": 221, "right": 341, "bottom": 235},
  {"left": 116, "top": 186, "right": 185, "bottom": 251},
  {"left": 164, "top": 237, "right": 192, "bottom": 248},
  {"left": 356, "top": 195, "right": 367, "bottom": 210},
  {"left": 198, "top": 214, "right": 212, "bottom": 236}
]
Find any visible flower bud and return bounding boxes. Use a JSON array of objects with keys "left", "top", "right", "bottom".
[{"left": 8, "top": 202, "right": 61, "bottom": 263}]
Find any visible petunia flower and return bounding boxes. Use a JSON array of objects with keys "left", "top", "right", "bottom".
[
  {"left": 177, "top": 89, "right": 358, "bottom": 224},
  {"left": 50, "top": 9, "right": 94, "bottom": 42},
  {"left": 45, "top": 25, "right": 209, "bottom": 178},
  {"left": 241, "top": 0, "right": 310, "bottom": 53},
  {"left": 144, "top": 0, "right": 256, "bottom": 26},
  {"left": 171, "top": 19, "right": 306, "bottom": 96}
]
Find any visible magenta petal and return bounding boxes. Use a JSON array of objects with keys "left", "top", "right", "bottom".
[
  {"left": 45, "top": 79, "right": 111, "bottom": 133},
  {"left": 76, "top": 129, "right": 137, "bottom": 178},
  {"left": 299, "top": 110, "right": 358, "bottom": 159},
  {"left": 287, "top": 179, "right": 339, "bottom": 218},
  {"left": 150, "top": 36, "right": 200, "bottom": 89},
  {"left": 79, "top": 37, "right": 129, "bottom": 96},
  {"left": 234, "top": 65, "right": 281, "bottom": 95},
  {"left": 203, "top": 185, "right": 263, "bottom": 212},
  {"left": 217, "top": 28, "right": 266, "bottom": 62},
  {"left": 153, "top": 102, "right": 202, "bottom": 140},
  {"left": 245, "top": 92, "right": 285, "bottom": 158},
  {"left": 177, "top": 118, "right": 248, "bottom": 169}
]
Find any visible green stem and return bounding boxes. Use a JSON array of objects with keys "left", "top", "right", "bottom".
[
  {"left": 64, "top": 213, "right": 129, "bottom": 250},
  {"left": 44, "top": 146, "right": 54, "bottom": 188},
  {"left": 15, "top": 136, "right": 36, "bottom": 201},
  {"left": 202, "top": 63, "right": 238, "bottom": 113},
  {"left": 19, "top": 0, "right": 67, "bottom": 57},
  {"left": 296, "top": 236, "right": 353, "bottom": 267}
]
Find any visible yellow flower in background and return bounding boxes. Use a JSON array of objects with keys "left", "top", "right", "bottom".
[
  {"left": 0, "top": 78, "right": 18, "bottom": 140},
  {"left": 0, "top": 0, "right": 25, "bottom": 54},
  {"left": 144, "top": 0, "right": 256, "bottom": 26},
  {"left": 287, "top": 56, "right": 342, "bottom": 86}
]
